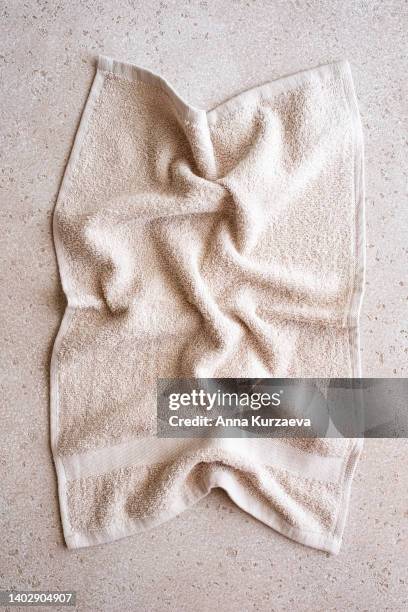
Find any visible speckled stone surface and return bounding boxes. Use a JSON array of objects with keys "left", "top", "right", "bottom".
[{"left": 1, "top": 1, "right": 407, "bottom": 610}]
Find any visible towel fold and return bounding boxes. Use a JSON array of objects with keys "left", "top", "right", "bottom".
[{"left": 51, "top": 56, "right": 365, "bottom": 553}]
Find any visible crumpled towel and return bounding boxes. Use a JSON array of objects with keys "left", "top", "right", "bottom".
[{"left": 51, "top": 56, "right": 365, "bottom": 553}]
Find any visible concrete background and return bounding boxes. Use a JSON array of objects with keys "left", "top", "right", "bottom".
[{"left": 1, "top": 1, "right": 407, "bottom": 610}]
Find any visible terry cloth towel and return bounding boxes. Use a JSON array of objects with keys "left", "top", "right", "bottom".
[{"left": 51, "top": 55, "right": 365, "bottom": 553}]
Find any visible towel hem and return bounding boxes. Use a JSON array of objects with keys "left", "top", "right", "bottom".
[
  {"left": 97, "top": 55, "right": 354, "bottom": 124},
  {"left": 58, "top": 435, "right": 362, "bottom": 555},
  {"left": 335, "top": 61, "right": 366, "bottom": 379},
  {"left": 50, "top": 65, "right": 107, "bottom": 548},
  {"left": 62, "top": 472, "right": 341, "bottom": 554}
]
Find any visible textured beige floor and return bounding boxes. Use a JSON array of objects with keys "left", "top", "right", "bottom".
[{"left": 1, "top": 1, "right": 408, "bottom": 610}]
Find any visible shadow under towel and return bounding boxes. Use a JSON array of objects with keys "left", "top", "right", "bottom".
[{"left": 51, "top": 55, "right": 365, "bottom": 553}]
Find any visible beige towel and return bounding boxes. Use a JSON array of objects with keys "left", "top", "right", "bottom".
[{"left": 51, "top": 55, "right": 365, "bottom": 553}]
